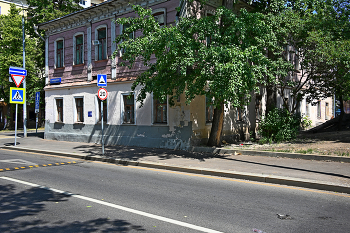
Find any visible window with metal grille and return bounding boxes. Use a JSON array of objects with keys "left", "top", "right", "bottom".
[
  {"left": 98, "top": 28, "right": 106, "bottom": 60},
  {"left": 75, "top": 35, "right": 83, "bottom": 65},
  {"left": 155, "top": 99, "right": 167, "bottom": 123},
  {"left": 123, "top": 95, "right": 134, "bottom": 124},
  {"left": 76, "top": 98, "right": 84, "bottom": 122},
  {"left": 56, "top": 40, "right": 64, "bottom": 68},
  {"left": 56, "top": 99, "right": 63, "bottom": 122}
]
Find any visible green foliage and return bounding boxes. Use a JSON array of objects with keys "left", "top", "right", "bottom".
[
  {"left": 114, "top": 5, "right": 279, "bottom": 108},
  {"left": 301, "top": 115, "right": 312, "bottom": 130},
  {"left": 0, "top": 4, "right": 43, "bottom": 103},
  {"left": 258, "top": 108, "right": 301, "bottom": 142}
]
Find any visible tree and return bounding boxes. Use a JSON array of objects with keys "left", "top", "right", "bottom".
[
  {"left": 113, "top": 4, "right": 280, "bottom": 146},
  {"left": 0, "top": 4, "right": 42, "bottom": 104}
]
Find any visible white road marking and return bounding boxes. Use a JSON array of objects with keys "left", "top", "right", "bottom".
[
  {"left": 0, "top": 159, "right": 37, "bottom": 165},
  {"left": 0, "top": 176, "right": 223, "bottom": 233}
]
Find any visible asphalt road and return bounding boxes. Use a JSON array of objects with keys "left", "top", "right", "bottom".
[{"left": 1, "top": 149, "right": 350, "bottom": 233}]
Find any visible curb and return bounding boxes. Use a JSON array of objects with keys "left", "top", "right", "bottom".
[
  {"left": 188, "top": 147, "right": 350, "bottom": 163},
  {"left": 3, "top": 145, "right": 350, "bottom": 195}
]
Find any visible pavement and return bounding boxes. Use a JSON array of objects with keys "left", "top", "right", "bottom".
[{"left": 1, "top": 130, "right": 350, "bottom": 194}]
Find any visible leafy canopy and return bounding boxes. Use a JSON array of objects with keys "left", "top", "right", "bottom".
[{"left": 114, "top": 5, "right": 280, "bottom": 109}]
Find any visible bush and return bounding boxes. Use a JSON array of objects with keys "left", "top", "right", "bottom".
[{"left": 258, "top": 108, "right": 301, "bottom": 143}]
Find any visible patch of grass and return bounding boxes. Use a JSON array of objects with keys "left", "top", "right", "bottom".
[{"left": 295, "top": 148, "right": 313, "bottom": 154}]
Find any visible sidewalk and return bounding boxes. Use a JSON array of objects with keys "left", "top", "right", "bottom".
[{"left": 1, "top": 134, "right": 350, "bottom": 194}]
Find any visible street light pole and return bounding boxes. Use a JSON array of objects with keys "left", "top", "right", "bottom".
[{"left": 22, "top": 4, "right": 27, "bottom": 137}]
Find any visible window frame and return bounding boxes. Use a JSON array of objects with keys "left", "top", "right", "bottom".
[
  {"left": 317, "top": 100, "right": 321, "bottom": 119},
  {"left": 152, "top": 8, "right": 167, "bottom": 27},
  {"left": 73, "top": 32, "right": 84, "bottom": 65},
  {"left": 54, "top": 38, "right": 64, "bottom": 68},
  {"left": 74, "top": 97, "right": 84, "bottom": 123},
  {"left": 119, "top": 22, "right": 135, "bottom": 56},
  {"left": 95, "top": 25, "right": 108, "bottom": 61},
  {"left": 55, "top": 98, "right": 64, "bottom": 123},
  {"left": 153, "top": 97, "right": 167, "bottom": 124},
  {"left": 122, "top": 93, "right": 135, "bottom": 124}
]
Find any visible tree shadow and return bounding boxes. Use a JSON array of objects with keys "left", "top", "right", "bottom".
[
  {"left": 73, "top": 144, "right": 225, "bottom": 162},
  {"left": 0, "top": 184, "right": 145, "bottom": 232}
]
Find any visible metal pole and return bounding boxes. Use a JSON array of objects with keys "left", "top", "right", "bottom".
[
  {"left": 15, "top": 104, "right": 18, "bottom": 146},
  {"left": 22, "top": 8, "right": 27, "bottom": 137},
  {"left": 36, "top": 113, "right": 38, "bottom": 136},
  {"left": 101, "top": 101, "right": 104, "bottom": 155}
]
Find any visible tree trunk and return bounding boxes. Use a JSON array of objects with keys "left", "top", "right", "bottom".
[
  {"left": 266, "top": 84, "right": 277, "bottom": 116},
  {"left": 207, "top": 101, "right": 225, "bottom": 147}
]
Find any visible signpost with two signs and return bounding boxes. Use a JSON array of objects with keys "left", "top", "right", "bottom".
[
  {"left": 97, "top": 74, "right": 108, "bottom": 155},
  {"left": 9, "top": 67, "right": 27, "bottom": 146}
]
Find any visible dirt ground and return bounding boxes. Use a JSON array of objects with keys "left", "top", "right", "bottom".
[{"left": 227, "top": 130, "right": 350, "bottom": 157}]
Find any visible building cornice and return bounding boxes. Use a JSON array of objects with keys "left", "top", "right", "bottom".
[{"left": 38, "top": 0, "right": 168, "bottom": 36}]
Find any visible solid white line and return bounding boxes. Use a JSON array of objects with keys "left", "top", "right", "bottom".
[{"left": 0, "top": 176, "right": 223, "bottom": 233}]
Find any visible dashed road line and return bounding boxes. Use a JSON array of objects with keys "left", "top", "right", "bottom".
[{"left": 0, "top": 161, "right": 78, "bottom": 172}]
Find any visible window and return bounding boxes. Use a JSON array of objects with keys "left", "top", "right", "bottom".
[
  {"left": 56, "top": 40, "right": 64, "bottom": 68},
  {"left": 317, "top": 101, "right": 321, "bottom": 118},
  {"left": 123, "top": 94, "right": 135, "bottom": 124},
  {"left": 56, "top": 99, "right": 63, "bottom": 122},
  {"left": 97, "top": 28, "right": 107, "bottom": 60},
  {"left": 75, "top": 98, "right": 84, "bottom": 122},
  {"left": 153, "top": 10, "right": 165, "bottom": 27},
  {"left": 206, "top": 12, "right": 214, "bottom": 46},
  {"left": 120, "top": 23, "right": 134, "bottom": 55},
  {"left": 154, "top": 98, "right": 167, "bottom": 123},
  {"left": 206, "top": 96, "right": 214, "bottom": 123},
  {"left": 75, "top": 34, "right": 84, "bottom": 65},
  {"left": 325, "top": 102, "right": 329, "bottom": 120},
  {"left": 98, "top": 99, "right": 107, "bottom": 122},
  {"left": 80, "top": 0, "right": 85, "bottom": 5},
  {"left": 306, "top": 103, "right": 310, "bottom": 117}
]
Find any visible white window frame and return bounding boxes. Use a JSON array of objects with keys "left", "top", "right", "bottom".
[
  {"left": 54, "top": 97, "right": 64, "bottom": 123},
  {"left": 74, "top": 96, "right": 84, "bottom": 123},
  {"left": 54, "top": 37, "right": 65, "bottom": 68},
  {"left": 73, "top": 32, "right": 84, "bottom": 65},
  {"left": 95, "top": 95, "right": 108, "bottom": 124},
  {"left": 120, "top": 92, "right": 136, "bottom": 125},
  {"left": 95, "top": 24, "right": 108, "bottom": 61}
]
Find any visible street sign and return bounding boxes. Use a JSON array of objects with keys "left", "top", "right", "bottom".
[
  {"left": 10, "top": 87, "right": 25, "bottom": 104},
  {"left": 9, "top": 67, "right": 27, "bottom": 76},
  {"left": 97, "top": 74, "right": 107, "bottom": 87},
  {"left": 98, "top": 88, "right": 108, "bottom": 101},
  {"left": 11, "top": 74, "right": 25, "bottom": 87},
  {"left": 35, "top": 92, "right": 40, "bottom": 113}
]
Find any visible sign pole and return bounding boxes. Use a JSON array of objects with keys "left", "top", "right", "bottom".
[
  {"left": 101, "top": 101, "right": 104, "bottom": 155},
  {"left": 15, "top": 104, "right": 18, "bottom": 146},
  {"left": 22, "top": 9, "right": 27, "bottom": 138}
]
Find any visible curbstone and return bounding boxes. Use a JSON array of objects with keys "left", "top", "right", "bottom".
[
  {"left": 189, "top": 146, "right": 350, "bottom": 163},
  {"left": 2, "top": 145, "right": 350, "bottom": 194}
]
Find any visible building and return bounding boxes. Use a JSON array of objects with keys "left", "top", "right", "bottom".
[
  {"left": 79, "top": 0, "right": 107, "bottom": 8},
  {"left": 38, "top": 0, "right": 333, "bottom": 149}
]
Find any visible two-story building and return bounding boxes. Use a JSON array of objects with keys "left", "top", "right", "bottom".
[{"left": 38, "top": 0, "right": 333, "bottom": 149}]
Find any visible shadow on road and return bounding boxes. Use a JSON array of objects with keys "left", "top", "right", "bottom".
[{"left": 0, "top": 184, "right": 145, "bottom": 232}]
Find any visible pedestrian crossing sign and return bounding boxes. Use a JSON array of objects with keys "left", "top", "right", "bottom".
[
  {"left": 97, "top": 74, "right": 107, "bottom": 87},
  {"left": 10, "top": 87, "right": 25, "bottom": 104}
]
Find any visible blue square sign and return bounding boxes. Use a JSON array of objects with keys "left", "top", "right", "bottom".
[
  {"left": 97, "top": 74, "right": 107, "bottom": 87},
  {"left": 10, "top": 87, "right": 25, "bottom": 104}
]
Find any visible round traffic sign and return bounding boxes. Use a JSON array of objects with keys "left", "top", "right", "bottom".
[{"left": 98, "top": 88, "right": 108, "bottom": 101}]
